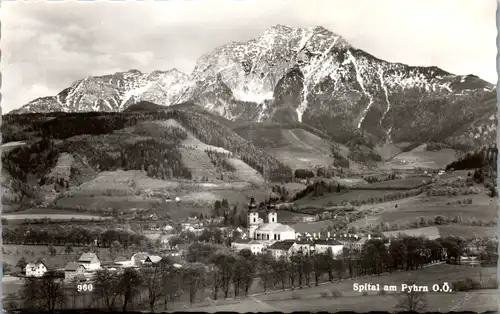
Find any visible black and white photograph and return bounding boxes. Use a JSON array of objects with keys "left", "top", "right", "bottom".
[{"left": 1, "top": 0, "right": 498, "bottom": 312}]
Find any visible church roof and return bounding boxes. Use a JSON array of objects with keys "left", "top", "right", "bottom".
[
  {"left": 273, "top": 224, "right": 296, "bottom": 232},
  {"left": 255, "top": 222, "right": 296, "bottom": 232}
]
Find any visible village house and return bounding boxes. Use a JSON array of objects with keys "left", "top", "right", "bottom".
[
  {"left": 292, "top": 240, "right": 314, "bottom": 255},
  {"left": 131, "top": 252, "right": 150, "bottom": 267},
  {"left": 268, "top": 240, "right": 298, "bottom": 260},
  {"left": 77, "top": 253, "right": 101, "bottom": 271},
  {"left": 64, "top": 262, "right": 87, "bottom": 281},
  {"left": 25, "top": 261, "right": 48, "bottom": 278},
  {"left": 231, "top": 239, "right": 266, "bottom": 254},
  {"left": 313, "top": 239, "right": 344, "bottom": 256},
  {"left": 144, "top": 255, "right": 162, "bottom": 265}
]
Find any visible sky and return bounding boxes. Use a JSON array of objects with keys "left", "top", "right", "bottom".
[{"left": 1, "top": 0, "right": 497, "bottom": 113}]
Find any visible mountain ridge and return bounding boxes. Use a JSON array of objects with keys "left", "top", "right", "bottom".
[{"left": 10, "top": 24, "right": 496, "bottom": 151}]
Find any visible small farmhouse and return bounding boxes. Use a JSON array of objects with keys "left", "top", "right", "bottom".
[
  {"left": 64, "top": 262, "right": 86, "bottom": 281},
  {"left": 77, "top": 253, "right": 101, "bottom": 271},
  {"left": 313, "top": 239, "right": 344, "bottom": 256},
  {"left": 25, "top": 261, "right": 48, "bottom": 278}
]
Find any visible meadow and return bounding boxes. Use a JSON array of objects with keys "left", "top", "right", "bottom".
[
  {"left": 2, "top": 208, "right": 110, "bottom": 222},
  {"left": 294, "top": 189, "right": 400, "bottom": 207},
  {"left": 382, "top": 144, "right": 458, "bottom": 170}
]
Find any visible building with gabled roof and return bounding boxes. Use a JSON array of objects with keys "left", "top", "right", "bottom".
[
  {"left": 267, "top": 240, "right": 298, "bottom": 259},
  {"left": 77, "top": 253, "right": 101, "bottom": 271},
  {"left": 144, "top": 255, "right": 162, "bottom": 265},
  {"left": 64, "top": 262, "right": 86, "bottom": 281},
  {"left": 247, "top": 198, "right": 296, "bottom": 242},
  {"left": 25, "top": 261, "right": 48, "bottom": 278}
]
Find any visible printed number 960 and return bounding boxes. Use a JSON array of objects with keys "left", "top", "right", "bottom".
[{"left": 77, "top": 283, "right": 93, "bottom": 292}]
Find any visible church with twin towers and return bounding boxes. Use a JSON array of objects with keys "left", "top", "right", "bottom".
[{"left": 246, "top": 197, "right": 296, "bottom": 242}]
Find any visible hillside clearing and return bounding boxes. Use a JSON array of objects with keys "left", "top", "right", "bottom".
[
  {"left": 46, "top": 153, "right": 74, "bottom": 182},
  {"left": 227, "top": 158, "right": 265, "bottom": 186},
  {"left": 383, "top": 144, "right": 457, "bottom": 170}
]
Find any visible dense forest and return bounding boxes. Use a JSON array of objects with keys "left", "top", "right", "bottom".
[{"left": 446, "top": 145, "right": 498, "bottom": 171}]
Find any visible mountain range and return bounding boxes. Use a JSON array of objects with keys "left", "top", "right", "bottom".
[{"left": 11, "top": 24, "right": 497, "bottom": 150}]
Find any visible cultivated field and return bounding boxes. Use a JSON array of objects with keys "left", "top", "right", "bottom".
[
  {"left": 294, "top": 189, "right": 399, "bottom": 207},
  {"left": 188, "top": 264, "right": 498, "bottom": 312},
  {"left": 383, "top": 226, "right": 441, "bottom": 240},
  {"left": 227, "top": 158, "right": 265, "bottom": 186},
  {"left": 270, "top": 129, "right": 335, "bottom": 170},
  {"left": 276, "top": 210, "right": 317, "bottom": 223},
  {"left": 382, "top": 144, "right": 458, "bottom": 170}
]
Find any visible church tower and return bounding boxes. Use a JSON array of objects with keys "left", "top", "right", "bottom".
[
  {"left": 247, "top": 197, "right": 259, "bottom": 239},
  {"left": 267, "top": 200, "right": 277, "bottom": 223}
]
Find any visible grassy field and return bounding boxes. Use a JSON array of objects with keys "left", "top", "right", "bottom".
[
  {"left": 382, "top": 226, "right": 441, "bottom": 239},
  {"left": 276, "top": 210, "right": 317, "bottom": 223},
  {"left": 382, "top": 144, "right": 458, "bottom": 170},
  {"left": 437, "top": 225, "right": 497, "bottom": 239},
  {"left": 270, "top": 129, "right": 335, "bottom": 170},
  {"left": 349, "top": 191, "right": 496, "bottom": 225},
  {"left": 294, "top": 189, "right": 399, "bottom": 207},
  {"left": 2, "top": 208, "right": 110, "bottom": 221}
]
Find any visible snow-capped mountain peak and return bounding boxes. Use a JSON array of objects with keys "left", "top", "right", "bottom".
[{"left": 12, "top": 24, "right": 495, "bottom": 149}]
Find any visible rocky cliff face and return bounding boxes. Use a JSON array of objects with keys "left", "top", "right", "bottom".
[{"left": 12, "top": 24, "right": 496, "bottom": 148}]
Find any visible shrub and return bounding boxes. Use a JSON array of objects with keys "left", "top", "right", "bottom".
[
  {"left": 331, "top": 289, "right": 343, "bottom": 297},
  {"left": 378, "top": 289, "right": 387, "bottom": 296},
  {"left": 362, "top": 291, "right": 368, "bottom": 296}
]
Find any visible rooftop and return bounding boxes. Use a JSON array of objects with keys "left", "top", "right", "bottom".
[
  {"left": 268, "top": 240, "right": 296, "bottom": 251},
  {"left": 78, "top": 253, "right": 99, "bottom": 262},
  {"left": 65, "top": 262, "right": 85, "bottom": 271}
]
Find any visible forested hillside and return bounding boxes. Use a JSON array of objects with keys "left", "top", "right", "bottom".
[{"left": 2, "top": 109, "right": 293, "bottom": 205}]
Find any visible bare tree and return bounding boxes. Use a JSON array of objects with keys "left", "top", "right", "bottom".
[
  {"left": 394, "top": 281, "right": 428, "bottom": 312},
  {"left": 93, "top": 269, "right": 121, "bottom": 311},
  {"left": 117, "top": 268, "right": 143, "bottom": 311},
  {"left": 142, "top": 263, "right": 163, "bottom": 312},
  {"left": 20, "top": 277, "right": 66, "bottom": 313}
]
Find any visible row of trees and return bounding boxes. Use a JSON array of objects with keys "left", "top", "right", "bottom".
[{"left": 2, "top": 224, "right": 155, "bottom": 248}]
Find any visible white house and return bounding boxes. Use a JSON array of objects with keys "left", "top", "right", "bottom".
[
  {"left": 231, "top": 239, "right": 266, "bottom": 254},
  {"left": 77, "top": 253, "right": 101, "bottom": 271},
  {"left": 25, "top": 261, "right": 48, "bottom": 278},
  {"left": 64, "top": 263, "right": 87, "bottom": 281},
  {"left": 131, "top": 252, "right": 150, "bottom": 266},
  {"left": 313, "top": 239, "right": 344, "bottom": 256},
  {"left": 268, "top": 240, "right": 298, "bottom": 260},
  {"left": 293, "top": 240, "right": 315, "bottom": 256}
]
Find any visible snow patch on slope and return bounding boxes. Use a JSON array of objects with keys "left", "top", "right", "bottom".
[{"left": 346, "top": 50, "right": 374, "bottom": 129}]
